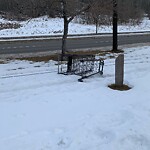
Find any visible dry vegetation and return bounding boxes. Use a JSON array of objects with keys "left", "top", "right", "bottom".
[
  {"left": 108, "top": 84, "right": 131, "bottom": 91},
  {"left": 12, "top": 50, "right": 116, "bottom": 62},
  {"left": 0, "top": 60, "right": 5, "bottom": 64},
  {"left": 0, "top": 23, "right": 21, "bottom": 30},
  {"left": 15, "top": 54, "right": 59, "bottom": 62}
]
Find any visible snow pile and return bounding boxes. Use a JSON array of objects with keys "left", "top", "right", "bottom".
[
  {"left": 0, "top": 46, "right": 150, "bottom": 150},
  {"left": 0, "top": 16, "right": 150, "bottom": 37}
]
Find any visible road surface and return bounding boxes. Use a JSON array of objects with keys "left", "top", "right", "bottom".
[{"left": 0, "top": 34, "right": 150, "bottom": 55}]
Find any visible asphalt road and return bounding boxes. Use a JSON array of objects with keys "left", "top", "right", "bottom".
[{"left": 0, "top": 34, "right": 150, "bottom": 55}]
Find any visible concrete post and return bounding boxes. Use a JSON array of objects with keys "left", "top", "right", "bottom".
[{"left": 115, "top": 54, "right": 124, "bottom": 86}]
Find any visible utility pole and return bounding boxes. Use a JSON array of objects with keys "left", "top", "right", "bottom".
[{"left": 112, "top": 0, "right": 118, "bottom": 51}]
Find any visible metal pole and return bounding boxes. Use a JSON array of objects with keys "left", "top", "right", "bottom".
[{"left": 112, "top": 0, "right": 118, "bottom": 51}]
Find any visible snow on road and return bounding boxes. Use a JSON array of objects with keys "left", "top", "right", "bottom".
[{"left": 0, "top": 46, "right": 150, "bottom": 150}]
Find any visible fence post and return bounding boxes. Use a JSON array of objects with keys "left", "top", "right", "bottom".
[{"left": 115, "top": 54, "right": 124, "bottom": 86}]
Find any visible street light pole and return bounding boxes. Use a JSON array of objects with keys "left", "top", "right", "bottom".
[{"left": 112, "top": 0, "right": 118, "bottom": 51}]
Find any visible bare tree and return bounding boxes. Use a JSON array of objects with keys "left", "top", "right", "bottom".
[
  {"left": 88, "top": 0, "right": 112, "bottom": 34},
  {"left": 118, "top": 0, "right": 144, "bottom": 25},
  {"left": 60, "top": 0, "right": 91, "bottom": 58}
]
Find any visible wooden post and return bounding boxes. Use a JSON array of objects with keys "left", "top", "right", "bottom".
[{"left": 115, "top": 54, "right": 124, "bottom": 86}]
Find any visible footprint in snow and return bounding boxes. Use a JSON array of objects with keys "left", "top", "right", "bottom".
[
  {"left": 94, "top": 128, "right": 116, "bottom": 144},
  {"left": 118, "top": 134, "right": 150, "bottom": 150},
  {"left": 57, "top": 137, "right": 72, "bottom": 148}
]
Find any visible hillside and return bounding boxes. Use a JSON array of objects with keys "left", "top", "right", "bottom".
[{"left": 0, "top": 16, "right": 150, "bottom": 37}]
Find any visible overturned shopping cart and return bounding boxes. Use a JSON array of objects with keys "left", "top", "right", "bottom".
[{"left": 58, "top": 54, "right": 104, "bottom": 82}]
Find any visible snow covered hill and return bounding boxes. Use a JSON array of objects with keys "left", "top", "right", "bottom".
[
  {"left": 0, "top": 16, "right": 150, "bottom": 37},
  {"left": 0, "top": 46, "right": 150, "bottom": 150}
]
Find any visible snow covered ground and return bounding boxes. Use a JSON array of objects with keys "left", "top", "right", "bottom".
[
  {"left": 0, "top": 46, "right": 150, "bottom": 150},
  {"left": 0, "top": 16, "right": 150, "bottom": 37}
]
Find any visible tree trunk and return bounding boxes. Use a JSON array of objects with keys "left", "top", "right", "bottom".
[
  {"left": 112, "top": 0, "right": 118, "bottom": 51},
  {"left": 61, "top": 18, "right": 69, "bottom": 59},
  {"left": 96, "top": 20, "right": 98, "bottom": 34}
]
